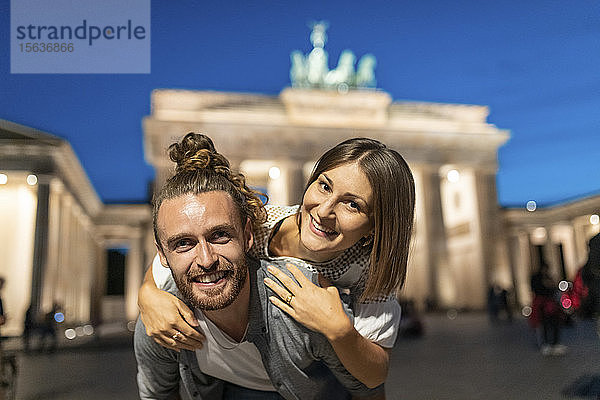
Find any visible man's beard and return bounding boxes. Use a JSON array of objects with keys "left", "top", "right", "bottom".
[{"left": 172, "top": 257, "right": 248, "bottom": 311}]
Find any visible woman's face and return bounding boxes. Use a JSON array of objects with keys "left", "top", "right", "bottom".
[{"left": 299, "top": 162, "right": 374, "bottom": 261}]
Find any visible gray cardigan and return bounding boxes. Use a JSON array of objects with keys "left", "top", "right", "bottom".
[{"left": 135, "top": 258, "right": 382, "bottom": 400}]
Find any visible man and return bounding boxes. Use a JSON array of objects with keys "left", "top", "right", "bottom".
[
  {"left": 0, "top": 278, "right": 5, "bottom": 337},
  {"left": 135, "top": 188, "right": 380, "bottom": 399}
]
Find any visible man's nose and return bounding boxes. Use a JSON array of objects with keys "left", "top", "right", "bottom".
[{"left": 195, "top": 242, "right": 219, "bottom": 271}]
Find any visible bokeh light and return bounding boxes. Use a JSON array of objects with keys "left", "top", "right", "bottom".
[
  {"left": 526, "top": 200, "right": 537, "bottom": 212},
  {"left": 558, "top": 280, "right": 569, "bottom": 292},
  {"left": 337, "top": 83, "right": 349, "bottom": 94},
  {"left": 268, "top": 166, "right": 281, "bottom": 180},
  {"left": 0, "top": 173, "right": 7, "bottom": 184},
  {"left": 522, "top": 306, "right": 532, "bottom": 317},
  {"left": 127, "top": 320, "right": 137, "bottom": 332},
  {"left": 590, "top": 214, "right": 599, "bottom": 225},
  {"left": 65, "top": 328, "right": 76, "bottom": 340},
  {"left": 26, "top": 174, "right": 38, "bottom": 185},
  {"left": 447, "top": 169, "right": 460, "bottom": 183},
  {"left": 83, "top": 324, "right": 94, "bottom": 335},
  {"left": 446, "top": 309, "right": 458, "bottom": 320},
  {"left": 54, "top": 312, "right": 65, "bottom": 323}
]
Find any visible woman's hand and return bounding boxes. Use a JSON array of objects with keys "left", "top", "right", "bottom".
[
  {"left": 264, "top": 263, "right": 390, "bottom": 388},
  {"left": 138, "top": 268, "right": 205, "bottom": 352},
  {"left": 263, "top": 263, "right": 353, "bottom": 341}
]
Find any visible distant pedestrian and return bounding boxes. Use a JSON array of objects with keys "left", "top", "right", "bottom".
[
  {"left": 23, "top": 304, "right": 35, "bottom": 352},
  {"left": 0, "top": 277, "right": 5, "bottom": 344},
  {"left": 397, "top": 299, "right": 424, "bottom": 339},
  {"left": 582, "top": 233, "right": 600, "bottom": 318},
  {"left": 23, "top": 303, "right": 60, "bottom": 352},
  {"left": 0, "top": 278, "right": 5, "bottom": 328},
  {"left": 530, "top": 263, "right": 566, "bottom": 356},
  {"left": 38, "top": 303, "right": 59, "bottom": 352},
  {"left": 498, "top": 287, "right": 513, "bottom": 322},
  {"left": 488, "top": 284, "right": 513, "bottom": 323},
  {"left": 487, "top": 285, "right": 500, "bottom": 323}
]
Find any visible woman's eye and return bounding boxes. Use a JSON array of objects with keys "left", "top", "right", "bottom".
[
  {"left": 347, "top": 201, "right": 361, "bottom": 211},
  {"left": 318, "top": 181, "right": 331, "bottom": 192}
]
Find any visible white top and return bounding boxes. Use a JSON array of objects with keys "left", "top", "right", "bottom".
[
  {"left": 152, "top": 204, "right": 401, "bottom": 348},
  {"left": 152, "top": 260, "right": 275, "bottom": 391}
]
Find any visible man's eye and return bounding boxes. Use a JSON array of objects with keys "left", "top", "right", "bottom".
[
  {"left": 175, "top": 239, "right": 194, "bottom": 250},
  {"left": 212, "top": 231, "right": 232, "bottom": 243}
]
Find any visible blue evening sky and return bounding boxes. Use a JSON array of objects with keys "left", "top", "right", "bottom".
[{"left": 1, "top": 0, "right": 599, "bottom": 207}]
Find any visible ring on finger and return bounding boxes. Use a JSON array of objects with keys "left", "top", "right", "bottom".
[
  {"left": 172, "top": 331, "right": 183, "bottom": 341},
  {"left": 284, "top": 293, "right": 294, "bottom": 306}
]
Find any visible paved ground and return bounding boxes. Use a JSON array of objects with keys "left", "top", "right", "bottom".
[
  {"left": 8, "top": 313, "right": 600, "bottom": 399},
  {"left": 8, "top": 334, "right": 137, "bottom": 400},
  {"left": 388, "top": 313, "right": 600, "bottom": 400}
]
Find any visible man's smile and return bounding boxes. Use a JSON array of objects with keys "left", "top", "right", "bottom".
[{"left": 190, "top": 270, "right": 231, "bottom": 287}]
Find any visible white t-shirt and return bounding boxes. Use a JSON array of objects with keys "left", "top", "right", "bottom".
[
  {"left": 194, "top": 309, "right": 275, "bottom": 391},
  {"left": 152, "top": 259, "right": 275, "bottom": 391}
]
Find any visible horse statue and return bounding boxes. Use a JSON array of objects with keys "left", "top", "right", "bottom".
[
  {"left": 324, "top": 49, "right": 356, "bottom": 89},
  {"left": 355, "top": 54, "right": 377, "bottom": 88},
  {"left": 290, "top": 50, "right": 308, "bottom": 87}
]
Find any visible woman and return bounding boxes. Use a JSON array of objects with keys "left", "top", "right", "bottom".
[{"left": 140, "top": 134, "right": 415, "bottom": 388}]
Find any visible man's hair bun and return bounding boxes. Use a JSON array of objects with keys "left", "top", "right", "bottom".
[
  {"left": 153, "top": 132, "right": 267, "bottom": 237},
  {"left": 168, "top": 133, "right": 230, "bottom": 174}
]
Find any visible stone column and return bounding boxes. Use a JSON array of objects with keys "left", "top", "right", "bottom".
[
  {"left": 41, "top": 179, "right": 62, "bottom": 313},
  {"left": 30, "top": 176, "right": 51, "bottom": 314},
  {"left": 402, "top": 166, "right": 432, "bottom": 307},
  {"left": 420, "top": 166, "right": 448, "bottom": 309},
  {"left": 573, "top": 220, "right": 589, "bottom": 266},
  {"left": 66, "top": 202, "right": 81, "bottom": 320},
  {"left": 543, "top": 226, "right": 562, "bottom": 279},
  {"left": 508, "top": 230, "right": 533, "bottom": 307},
  {"left": 90, "top": 238, "right": 107, "bottom": 326},
  {"left": 56, "top": 194, "right": 73, "bottom": 315},
  {"left": 474, "top": 170, "right": 507, "bottom": 290},
  {"left": 558, "top": 224, "right": 578, "bottom": 279},
  {"left": 125, "top": 229, "right": 144, "bottom": 321}
]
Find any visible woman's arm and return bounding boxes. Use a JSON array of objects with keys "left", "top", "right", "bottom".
[
  {"left": 328, "top": 325, "right": 391, "bottom": 388},
  {"left": 138, "top": 265, "right": 205, "bottom": 351},
  {"left": 264, "top": 263, "right": 389, "bottom": 388}
]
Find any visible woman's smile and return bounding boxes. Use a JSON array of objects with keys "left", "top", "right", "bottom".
[{"left": 308, "top": 214, "right": 338, "bottom": 237}]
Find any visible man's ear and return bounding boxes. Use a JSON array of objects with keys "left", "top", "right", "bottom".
[
  {"left": 243, "top": 217, "right": 254, "bottom": 252},
  {"left": 155, "top": 242, "right": 169, "bottom": 268}
]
